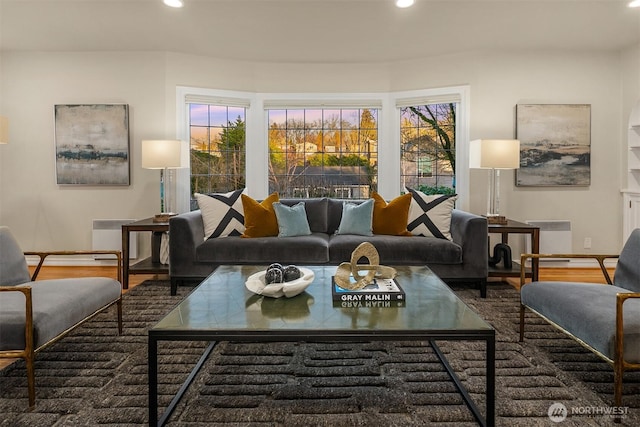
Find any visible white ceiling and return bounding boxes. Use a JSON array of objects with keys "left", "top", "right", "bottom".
[{"left": 1, "top": 0, "right": 639, "bottom": 63}]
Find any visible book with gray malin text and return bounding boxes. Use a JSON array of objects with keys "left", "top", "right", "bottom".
[{"left": 331, "top": 276, "right": 405, "bottom": 302}]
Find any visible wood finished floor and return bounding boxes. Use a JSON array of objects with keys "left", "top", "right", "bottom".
[{"left": 0, "top": 265, "right": 614, "bottom": 370}]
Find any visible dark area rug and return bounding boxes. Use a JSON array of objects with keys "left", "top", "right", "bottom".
[{"left": 1, "top": 280, "right": 639, "bottom": 426}]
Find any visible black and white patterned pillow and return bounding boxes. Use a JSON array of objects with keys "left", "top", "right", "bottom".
[
  {"left": 406, "top": 188, "right": 457, "bottom": 240},
  {"left": 195, "top": 189, "right": 246, "bottom": 240}
]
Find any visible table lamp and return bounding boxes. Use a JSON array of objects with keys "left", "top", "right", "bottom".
[
  {"left": 0, "top": 116, "right": 8, "bottom": 144},
  {"left": 469, "top": 139, "right": 520, "bottom": 224},
  {"left": 142, "top": 139, "right": 183, "bottom": 222}
]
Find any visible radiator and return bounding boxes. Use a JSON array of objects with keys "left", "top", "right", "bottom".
[
  {"left": 526, "top": 220, "right": 572, "bottom": 261},
  {"left": 92, "top": 219, "right": 137, "bottom": 260}
]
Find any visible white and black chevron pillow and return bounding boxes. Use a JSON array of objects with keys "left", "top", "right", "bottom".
[
  {"left": 195, "top": 189, "right": 246, "bottom": 240},
  {"left": 406, "top": 188, "right": 457, "bottom": 240}
]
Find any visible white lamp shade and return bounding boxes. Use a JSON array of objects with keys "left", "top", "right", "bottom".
[
  {"left": 469, "top": 139, "right": 520, "bottom": 169},
  {"left": 0, "top": 116, "right": 8, "bottom": 144},
  {"left": 142, "top": 140, "right": 183, "bottom": 169}
]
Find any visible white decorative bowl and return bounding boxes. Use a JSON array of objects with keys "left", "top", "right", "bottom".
[{"left": 245, "top": 267, "right": 315, "bottom": 298}]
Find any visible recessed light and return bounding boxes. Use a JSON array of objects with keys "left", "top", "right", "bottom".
[
  {"left": 630, "top": 0, "right": 640, "bottom": 8},
  {"left": 164, "top": 0, "right": 184, "bottom": 8},
  {"left": 396, "top": 0, "right": 415, "bottom": 8}
]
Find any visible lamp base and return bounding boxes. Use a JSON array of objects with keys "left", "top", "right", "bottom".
[
  {"left": 153, "top": 213, "right": 177, "bottom": 223},
  {"left": 486, "top": 215, "right": 508, "bottom": 225}
]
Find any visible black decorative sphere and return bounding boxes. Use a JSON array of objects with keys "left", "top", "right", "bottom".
[
  {"left": 283, "top": 265, "right": 301, "bottom": 282},
  {"left": 265, "top": 267, "right": 284, "bottom": 284},
  {"left": 267, "top": 263, "right": 284, "bottom": 272}
]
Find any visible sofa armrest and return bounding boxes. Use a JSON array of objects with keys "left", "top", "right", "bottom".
[
  {"left": 169, "top": 210, "right": 205, "bottom": 277},
  {"left": 450, "top": 209, "right": 488, "bottom": 277}
]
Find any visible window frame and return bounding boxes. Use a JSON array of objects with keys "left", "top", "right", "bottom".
[
  {"left": 265, "top": 106, "right": 381, "bottom": 199},
  {"left": 399, "top": 102, "right": 458, "bottom": 193},
  {"left": 188, "top": 103, "right": 248, "bottom": 197},
  {"left": 175, "top": 86, "right": 470, "bottom": 212}
]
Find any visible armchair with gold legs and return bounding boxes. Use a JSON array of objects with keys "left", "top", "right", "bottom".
[
  {"left": 0, "top": 226, "right": 123, "bottom": 407},
  {"left": 519, "top": 229, "right": 640, "bottom": 421}
]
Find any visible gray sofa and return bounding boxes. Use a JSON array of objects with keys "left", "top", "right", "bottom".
[{"left": 169, "top": 198, "right": 488, "bottom": 296}]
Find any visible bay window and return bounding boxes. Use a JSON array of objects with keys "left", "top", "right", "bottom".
[{"left": 175, "top": 86, "right": 469, "bottom": 212}]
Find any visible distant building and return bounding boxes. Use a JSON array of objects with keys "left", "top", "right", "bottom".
[
  {"left": 294, "top": 142, "right": 318, "bottom": 160},
  {"left": 286, "top": 166, "right": 372, "bottom": 199}
]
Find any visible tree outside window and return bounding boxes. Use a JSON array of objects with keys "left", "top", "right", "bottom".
[
  {"left": 189, "top": 104, "right": 246, "bottom": 205},
  {"left": 400, "top": 103, "right": 456, "bottom": 195},
  {"left": 268, "top": 108, "right": 378, "bottom": 199}
]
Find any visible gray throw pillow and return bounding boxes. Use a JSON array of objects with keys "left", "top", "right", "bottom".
[
  {"left": 335, "top": 199, "right": 374, "bottom": 236},
  {"left": 273, "top": 202, "right": 312, "bottom": 237}
]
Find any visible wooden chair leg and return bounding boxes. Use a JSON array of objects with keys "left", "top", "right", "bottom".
[
  {"left": 25, "top": 352, "right": 35, "bottom": 408},
  {"left": 614, "top": 359, "right": 624, "bottom": 423}
]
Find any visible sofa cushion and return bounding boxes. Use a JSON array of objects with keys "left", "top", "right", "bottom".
[
  {"left": 195, "top": 233, "right": 330, "bottom": 264},
  {"left": 372, "top": 192, "right": 412, "bottom": 236},
  {"left": 327, "top": 198, "right": 350, "bottom": 234},
  {"left": 329, "top": 234, "right": 462, "bottom": 265},
  {"left": 335, "top": 199, "right": 374, "bottom": 236},
  {"left": 279, "top": 198, "right": 328, "bottom": 234},
  {"left": 241, "top": 192, "right": 280, "bottom": 238},
  {"left": 0, "top": 278, "right": 121, "bottom": 351},
  {"left": 195, "top": 189, "right": 246, "bottom": 240},
  {"left": 273, "top": 202, "right": 311, "bottom": 237},
  {"left": 406, "top": 188, "right": 457, "bottom": 240},
  {"left": 521, "top": 281, "right": 640, "bottom": 363}
]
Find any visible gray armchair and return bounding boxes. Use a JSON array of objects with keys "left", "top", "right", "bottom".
[
  {"left": 0, "top": 226, "right": 123, "bottom": 407},
  {"left": 519, "top": 229, "right": 640, "bottom": 414}
]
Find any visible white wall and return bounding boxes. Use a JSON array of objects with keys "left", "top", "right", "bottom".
[
  {"left": 0, "top": 46, "right": 634, "bottom": 257},
  {"left": 622, "top": 44, "right": 640, "bottom": 188},
  {"left": 0, "top": 51, "right": 167, "bottom": 255},
  {"left": 165, "top": 49, "right": 626, "bottom": 254},
  {"left": 477, "top": 50, "right": 624, "bottom": 255}
]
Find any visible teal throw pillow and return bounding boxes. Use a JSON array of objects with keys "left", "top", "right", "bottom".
[
  {"left": 273, "top": 202, "right": 312, "bottom": 237},
  {"left": 335, "top": 199, "right": 374, "bottom": 236}
]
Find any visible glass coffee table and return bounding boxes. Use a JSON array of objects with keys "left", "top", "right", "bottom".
[{"left": 149, "top": 265, "right": 495, "bottom": 426}]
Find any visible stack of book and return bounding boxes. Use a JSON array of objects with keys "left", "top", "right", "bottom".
[{"left": 332, "top": 276, "right": 405, "bottom": 308}]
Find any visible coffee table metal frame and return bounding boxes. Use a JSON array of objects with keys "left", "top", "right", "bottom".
[{"left": 148, "top": 265, "right": 495, "bottom": 427}]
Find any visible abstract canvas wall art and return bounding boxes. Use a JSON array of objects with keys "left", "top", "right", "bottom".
[
  {"left": 55, "top": 104, "right": 130, "bottom": 185},
  {"left": 515, "top": 104, "right": 591, "bottom": 187}
]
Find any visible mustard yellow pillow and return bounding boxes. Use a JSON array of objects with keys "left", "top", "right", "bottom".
[
  {"left": 241, "top": 192, "right": 280, "bottom": 238},
  {"left": 371, "top": 192, "right": 413, "bottom": 236}
]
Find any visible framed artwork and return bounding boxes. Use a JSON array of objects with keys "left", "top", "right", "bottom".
[
  {"left": 54, "top": 104, "right": 130, "bottom": 185},
  {"left": 515, "top": 104, "right": 591, "bottom": 187}
]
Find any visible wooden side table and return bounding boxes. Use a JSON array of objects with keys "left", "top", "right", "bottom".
[
  {"left": 121, "top": 218, "right": 169, "bottom": 289},
  {"left": 487, "top": 219, "right": 540, "bottom": 282}
]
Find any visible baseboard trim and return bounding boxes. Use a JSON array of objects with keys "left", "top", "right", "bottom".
[
  {"left": 25, "top": 255, "right": 120, "bottom": 267},
  {"left": 521, "top": 258, "right": 618, "bottom": 268}
]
